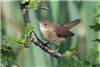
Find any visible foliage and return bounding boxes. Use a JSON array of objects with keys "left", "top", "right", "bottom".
[
  {"left": 18, "top": 0, "right": 39, "bottom": 10},
  {"left": 85, "top": 49, "right": 99, "bottom": 65},
  {"left": 1, "top": 21, "right": 17, "bottom": 66},
  {"left": 1, "top": 48, "right": 16, "bottom": 66},
  {"left": 2, "top": 36, "right": 24, "bottom": 48},
  {"left": 19, "top": 0, "right": 29, "bottom": 4},
  {"left": 89, "top": 23, "right": 100, "bottom": 32},
  {"left": 74, "top": 60, "right": 86, "bottom": 67},
  {"left": 28, "top": 1, "right": 39, "bottom": 10},
  {"left": 92, "top": 39, "right": 100, "bottom": 43},
  {"left": 63, "top": 46, "right": 78, "bottom": 57},
  {"left": 89, "top": 5, "right": 100, "bottom": 43},
  {"left": 98, "top": 5, "right": 100, "bottom": 8},
  {"left": 22, "top": 24, "right": 35, "bottom": 38},
  {"left": 56, "top": 47, "right": 100, "bottom": 67},
  {"left": 57, "top": 57, "right": 75, "bottom": 67},
  {"left": 1, "top": 21, "right": 34, "bottom": 66}
]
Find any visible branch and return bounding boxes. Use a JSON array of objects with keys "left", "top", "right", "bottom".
[
  {"left": 37, "top": 6, "right": 49, "bottom": 10},
  {"left": 19, "top": 2, "right": 67, "bottom": 58}
]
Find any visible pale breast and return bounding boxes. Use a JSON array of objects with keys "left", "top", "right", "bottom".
[{"left": 40, "top": 26, "right": 66, "bottom": 46}]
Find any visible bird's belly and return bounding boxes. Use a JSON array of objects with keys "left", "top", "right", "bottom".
[
  {"left": 48, "top": 37, "right": 66, "bottom": 46},
  {"left": 41, "top": 31, "right": 66, "bottom": 46}
]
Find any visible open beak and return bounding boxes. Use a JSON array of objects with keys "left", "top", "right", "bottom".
[{"left": 36, "top": 20, "right": 40, "bottom": 23}]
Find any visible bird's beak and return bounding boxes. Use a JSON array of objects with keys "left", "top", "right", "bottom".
[{"left": 36, "top": 20, "right": 40, "bottom": 23}]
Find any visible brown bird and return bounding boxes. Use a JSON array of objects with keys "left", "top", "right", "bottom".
[{"left": 36, "top": 19, "right": 81, "bottom": 54}]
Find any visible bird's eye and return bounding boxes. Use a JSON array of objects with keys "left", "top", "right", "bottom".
[{"left": 44, "top": 23, "right": 47, "bottom": 25}]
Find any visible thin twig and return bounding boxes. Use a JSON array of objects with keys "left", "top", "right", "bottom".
[{"left": 37, "top": 6, "right": 49, "bottom": 10}]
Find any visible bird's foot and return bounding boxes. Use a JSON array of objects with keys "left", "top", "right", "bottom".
[
  {"left": 53, "top": 46, "right": 61, "bottom": 56},
  {"left": 53, "top": 50, "right": 58, "bottom": 56}
]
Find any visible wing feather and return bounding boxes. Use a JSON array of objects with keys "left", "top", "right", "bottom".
[{"left": 55, "top": 24, "right": 74, "bottom": 38}]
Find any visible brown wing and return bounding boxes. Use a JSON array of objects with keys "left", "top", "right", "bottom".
[
  {"left": 64, "top": 19, "right": 81, "bottom": 30},
  {"left": 55, "top": 24, "right": 74, "bottom": 38}
]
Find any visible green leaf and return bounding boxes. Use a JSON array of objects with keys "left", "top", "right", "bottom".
[
  {"left": 0, "top": 20, "right": 7, "bottom": 30},
  {"left": 1, "top": 48, "right": 17, "bottom": 66},
  {"left": 17, "top": 0, "right": 39, "bottom": 10},
  {"left": 63, "top": 46, "right": 78, "bottom": 57},
  {"left": 2, "top": 36, "right": 24, "bottom": 48},
  {"left": 74, "top": 60, "right": 87, "bottom": 67},
  {"left": 98, "top": 5, "right": 100, "bottom": 8},
  {"left": 92, "top": 39, "right": 100, "bottom": 43},
  {"left": 28, "top": 1, "right": 39, "bottom": 10},
  {"left": 2, "top": 36, "right": 17, "bottom": 47},
  {"left": 18, "top": 0, "right": 29, "bottom": 4},
  {"left": 1, "top": 49, "right": 17, "bottom": 61},
  {"left": 63, "top": 51, "right": 73, "bottom": 57},
  {"left": 25, "top": 36, "right": 30, "bottom": 42},
  {"left": 17, "top": 40, "right": 23, "bottom": 44},
  {"left": 85, "top": 49, "right": 99, "bottom": 65},
  {"left": 0, "top": 33, "right": 25, "bottom": 48},
  {"left": 22, "top": 24, "right": 35, "bottom": 37},
  {"left": 89, "top": 23, "right": 100, "bottom": 32},
  {"left": 69, "top": 46, "right": 78, "bottom": 52},
  {"left": 56, "top": 57, "right": 75, "bottom": 67}
]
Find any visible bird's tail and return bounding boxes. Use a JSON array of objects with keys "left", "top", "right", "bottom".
[{"left": 64, "top": 19, "right": 81, "bottom": 30}]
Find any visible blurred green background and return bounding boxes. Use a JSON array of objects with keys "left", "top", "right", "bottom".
[{"left": 1, "top": 1, "right": 100, "bottom": 67}]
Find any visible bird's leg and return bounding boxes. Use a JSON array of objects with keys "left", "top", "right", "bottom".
[{"left": 53, "top": 45, "right": 61, "bottom": 56}]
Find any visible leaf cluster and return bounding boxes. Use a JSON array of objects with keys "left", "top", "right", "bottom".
[
  {"left": 56, "top": 47, "right": 100, "bottom": 67},
  {"left": 89, "top": 23, "right": 100, "bottom": 32},
  {"left": 28, "top": 1, "right": 39, "bottom": 10},
  {"left": 1, "top": 48, "right": 16, "bottom": 66},
  {"left": 2, "top": 36, "right": 24, "bottom": 48},
  {"left": 89, "top": 24, "right": 100, "bottom": 43},
  {"left": 89, "top": 5, "right": 100, "bottom": 43},
  {"left": 63, "top": 46, "right": 78, "bottom": 57},
  {"left": 18, "top": 0, "right": 39, "bottom": 10},
  {"left": 19, "top": 0, "right": 29, "bottom": 4},
  {"left": 22, "top": 24, "right": 35, "bottom": 38},
  {"left": 1, "top": 21, "right": 35, "bottom": 66}
]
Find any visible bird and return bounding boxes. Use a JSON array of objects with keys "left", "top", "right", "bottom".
[{"left": 36, "top": 19, "right": 81, "bottom": 55}]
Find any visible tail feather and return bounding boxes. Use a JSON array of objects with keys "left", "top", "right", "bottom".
[{"left": 64, "top": 19, "right": 81, "bottom": 30}]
